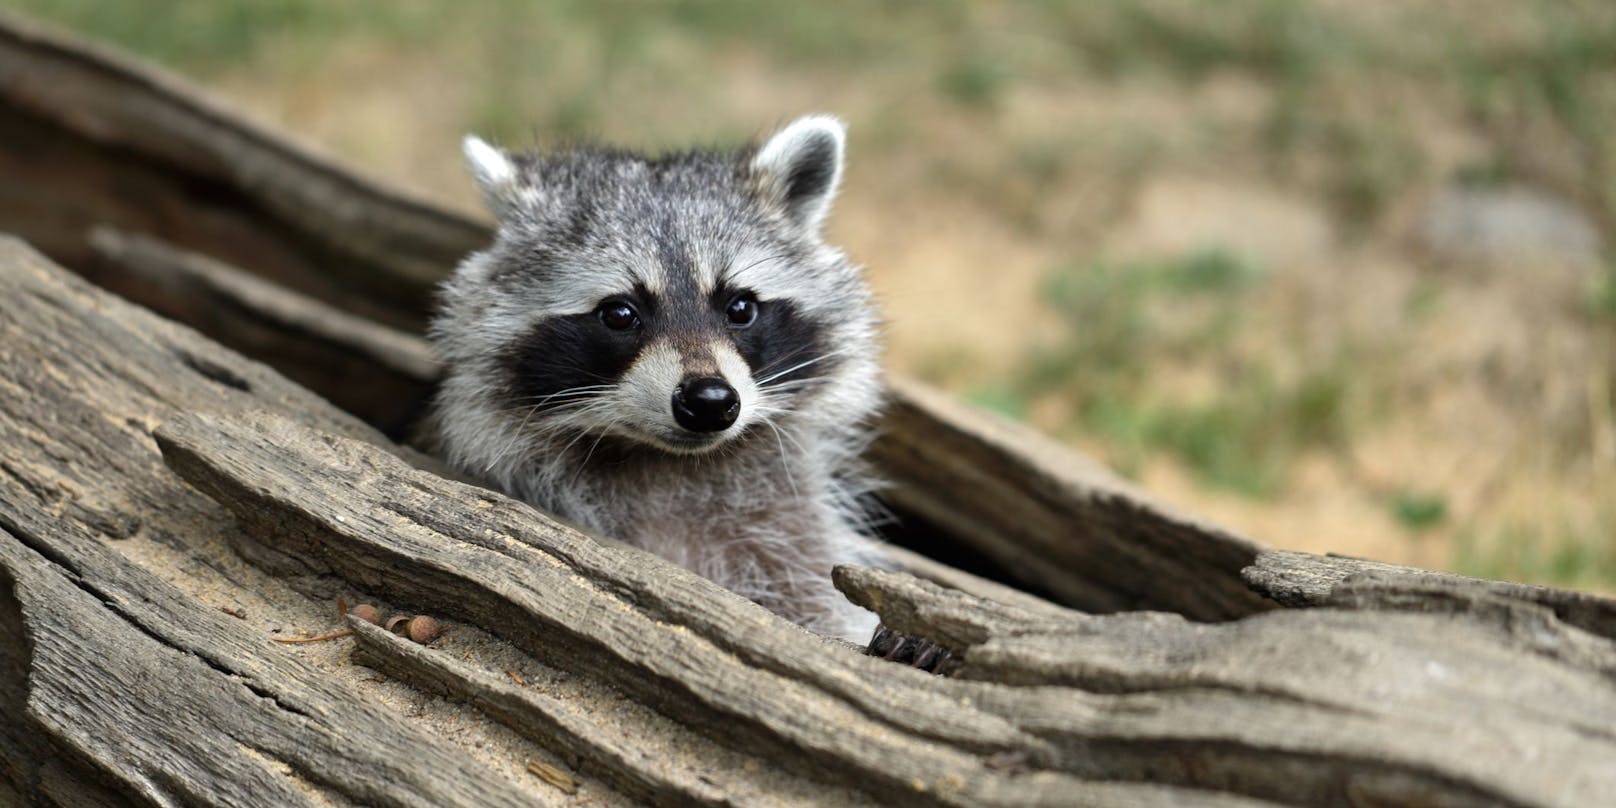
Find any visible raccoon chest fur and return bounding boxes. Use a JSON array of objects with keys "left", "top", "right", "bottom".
[
  {"left": 549, "top": 442, "right": 881, "bottom": 641},
  {"left": 429, "top": 115, "right": 888, "bottom": 643}
]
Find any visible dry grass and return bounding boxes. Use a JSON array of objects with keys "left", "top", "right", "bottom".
[{"left": 14, "top": 0, "right": 1615, "bottom": 590}]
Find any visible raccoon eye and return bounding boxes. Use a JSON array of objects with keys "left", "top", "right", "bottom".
[
  {"left": 726, "top": 294, "right": 759, "bottom": 328},
  {"left": 596, "top": 301, "right": 640, "bottom": 331}
]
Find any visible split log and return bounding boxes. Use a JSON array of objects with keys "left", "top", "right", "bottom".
[
  {"left": 0, "top": 241, "right": 1595, "bottom": 805},
  {"left": 836, "top": 567, "right": 1616, "bottom": 806},
  {"left": 0, "top": 235, "right": 1283, "bottom": 806},
  {"left": 154, "top": 401, "right": 1616, "bottom": 807}
]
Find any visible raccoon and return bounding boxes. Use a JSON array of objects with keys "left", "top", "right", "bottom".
[{"left": 428, "top": 116, "right": 888, "bottom": 643}]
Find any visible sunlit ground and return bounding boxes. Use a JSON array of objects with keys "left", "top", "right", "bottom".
[{"left": 13, "top": 0, "right": 1616, "bottom": 590}]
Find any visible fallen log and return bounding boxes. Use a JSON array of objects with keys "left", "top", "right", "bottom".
[
  {"left": 0, "top": 235, "right": 1288, "bottom": 807},
  {"left": 5, "top": 220, "right": 1616, "bottom": 805},
  {"left": 157, "top": 405, "right": 1616, "bottom": 806},
  {"left": 2, "top": 12, "right": 1615, "bottom": 808}
]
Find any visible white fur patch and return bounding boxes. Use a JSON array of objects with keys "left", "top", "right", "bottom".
[
  {"left": 619, "top": 341, "right": 685, "bottom": 437},
  {"left": 463, "top": 134, "right": 519, "bottom": 216},
  {"left": 713, "top": 342, "right": 761, "bottom": 432},
  {"left": 751, "top": 115, "right": 846, "bottom": 232}
]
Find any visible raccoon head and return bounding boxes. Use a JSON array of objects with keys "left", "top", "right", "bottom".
[{"left": 431, "top": 116, "right": 881, "bottom": 467}]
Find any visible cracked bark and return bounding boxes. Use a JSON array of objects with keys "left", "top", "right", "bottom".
[{"left": 2, "top": 13, "right": 1615, "bottom": 808}]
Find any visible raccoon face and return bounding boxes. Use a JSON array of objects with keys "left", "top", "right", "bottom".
[{"left": 433, "top": 116, "right": 879, "bottom": 460}]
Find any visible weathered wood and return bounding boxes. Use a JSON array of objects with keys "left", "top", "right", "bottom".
[
  {"left": 159, "top": 406, "right": 1314, "bottom": 807},
  {"left": 151, "top": 402, "right": 1616, "bottom": 807},
  {"left": 346, "top": 617, "right": 876, "bottom": 808},
  {"left": 0, "top": 237, "right": 572, "bottom": 806},
  {"left": 156, "top": 409, "right": 1055, "bottom": 807},
  {"left": 1245, "top": 548, "right": 1616, "bottom": 641},
  {"left": 0, "top": 524, "right": 535, "bottom": 808},
  {"left": 837, "top": 565, "right": 1616, "bottom": 807},
  {"left": 0, "top": 11, "right": 1271, "bottom": 620},
  {"left": 5, "top": 15, "right": 1616, "bottom": 808},
  {"left": 87, "top": 227, "right": 439, "bottom": 438}
]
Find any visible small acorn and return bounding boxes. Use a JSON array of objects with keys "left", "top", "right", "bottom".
[
  {"left": 405, "top": 615, "right": 445, "bottom": 644},
  {"left": 382, "top": 614, "right": 446, "bottom": 644},
  {"left": 348, "top": 603, "right": 382, "bottom": 626}
]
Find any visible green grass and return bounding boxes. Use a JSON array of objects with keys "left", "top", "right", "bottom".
[
  {"left": 1092, "top": 361, "right": 1354, "bottom": 497},
  {"left": 5, "top": 0, "right": 422, "bottom": 69},
  {"left": 939, "top": 54, "right": 1012, "bottom": 110},
  {"left": 965, "top": 385, "right": 1030, "bottom": 421},
  {"left": 1030, "top": 248, "right": 1258, "bottom": 375},
  {"left": 1449, "top": 4, "right": 1616, "bottom": 235},
  {"left": 1592, "top": 255, "right": 1616, "bottom": 322},
  {"left": 1455, "top": 516, "right": 1616, "bottom": 592},
  {"left": 1390, "top": 490, "right": 1448, "bottom": 533},
  {"left": 1006, "top": 248, "right": 1361, "bottom": 497}
]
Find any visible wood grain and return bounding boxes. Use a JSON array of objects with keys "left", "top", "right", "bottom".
[
  {"left": 3, "top": 15, "right": 1615, "bottom": 807},
  {"left": 0, "top": 237, "right": 552, "bottom": 806}
]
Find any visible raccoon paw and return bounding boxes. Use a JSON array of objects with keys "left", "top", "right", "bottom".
[{"left": 866, "top": 622, "right": 955, "bottom": 675}]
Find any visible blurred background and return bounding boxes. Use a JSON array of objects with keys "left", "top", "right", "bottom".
[{"left": 10, "top": 0, "right": 1615, "bottom": 590}]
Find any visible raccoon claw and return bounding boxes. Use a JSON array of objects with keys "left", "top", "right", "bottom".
[{"left": 867, "top": 623, "right": 955, "bottom": 674}]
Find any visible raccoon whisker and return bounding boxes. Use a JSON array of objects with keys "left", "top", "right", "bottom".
[
  {"left": 551, "top": 422, "right": 607, "bottom": 468},
  {"left": 749, "top": 407, "right": 813, "bottom": 459},
  {"left": 757, "top": 417, "right": 800, "bottom": 502},
  {"left": 756, "top": 378, "right": 823, "bottom": 395},
  {"left": 504, "top": 385, "right": 620, "bottom": 414},
  {"left": 499, "top": 398, "right": 610, "bottom": 421},
  {"left": 532, "top": 386, "right": 616, "bottom": 402},
  {"left": 569, "top": 431, "right": 610, "bottom": 488},
  {"left": 772, "top": 419, "right": 814, "bottom": 460},
  {"left": 494, "top": 412, "right": 577, "bottom": 470},
  {"left": 752, "top": 348, "right": 825, "bottom": 379},
  {"left": 492, "top": 400, "right": 583, "bottom": 419},
  {"left": 505, "top": 384, "right": 616, "bottom": 409},
  {"left": 744, "top": 403, "right": 795, "bottom": 420},
  {"left": 755, "top": 349, "right": 849, "bottom": 386},
  {"left": 742, "top": 405, "right": 792, "bottom": 424},
  {"left": 490, "top": 399, "right": 605, "bottom": 435},
  {"left": 487, "top": 401, "right": 555, "bottom": 471},
  {"left": 539, "top": 401, "right": 622, "bottom": 437},
  {"left": 487, "top": 399, "right": 611, "bottom": 430},
  {"left": 485, "top": 396, "right": 617, "bottom": 472}
]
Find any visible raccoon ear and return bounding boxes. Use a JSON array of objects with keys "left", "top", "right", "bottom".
[
  {"left": 462, "top": 134, "right": 521, "bottom": 218},
  {"left": 752, "top": 115, "right": 845, "bottom": 233}
]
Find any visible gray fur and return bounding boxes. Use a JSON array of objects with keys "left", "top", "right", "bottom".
[{"left": 430, "top": 116, "right": 887, "bottom": 642}]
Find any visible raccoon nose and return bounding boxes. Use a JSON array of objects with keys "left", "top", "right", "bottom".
[{"left": 672, "top": 377, "right": 740, "bottom": 433}]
